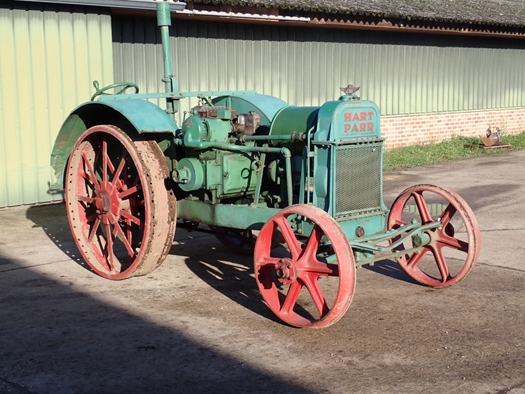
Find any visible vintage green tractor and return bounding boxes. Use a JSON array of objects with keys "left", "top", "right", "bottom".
[{"left": 50, "top": 1, "right": 481, "bottom": 328}]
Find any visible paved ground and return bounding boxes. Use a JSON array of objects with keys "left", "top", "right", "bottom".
[{"left": 1, "top": 150, "right": 524, "bottom": 394}]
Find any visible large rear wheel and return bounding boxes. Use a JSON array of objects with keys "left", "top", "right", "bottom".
[{"left": 65, "top": 125, "right": 176, "bottom": 280}]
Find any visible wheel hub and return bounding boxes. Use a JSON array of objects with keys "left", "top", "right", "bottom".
[
  {"left": 412, "top": 231, "right": 432, "bottom": 247},
  {"left": 95, "top": 182, "right": 120, "bottom": 224},
  {"left": 97, "top": 192, "right": 112, "bottom": 214},
  {"left": 274, "top": 258, "right": 297, "bottom": 285}
]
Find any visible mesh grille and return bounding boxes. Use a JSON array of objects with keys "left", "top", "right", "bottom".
[{"left": 335, "top": 143, "right": 382, "bottom": 216}]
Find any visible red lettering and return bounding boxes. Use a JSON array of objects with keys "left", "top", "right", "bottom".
[
  {"left": 368, "top": 122, "right": 374, "bottom": 130},
  {"left": 344, "top": 112, "right": 352, "bottom": 121},
  {"left": 360, "top": 123, "right": 366, "bottom": 131},
  {"left": 360, "top": 112, "right": 367, "bottom": 121},
  {"left": 353, "top": 113, "right": 360, "bottom": 121},
  {"left": 352, "top": 124, "right": 359, "bottom": 131},
  {"left": 368, "top": 111, "right": 374, "bottom": 120},
  {"left": 344, "top": 124, "right": 351, "bottom": 132}
]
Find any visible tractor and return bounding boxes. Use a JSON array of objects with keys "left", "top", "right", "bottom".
[{"left": 50, "top": 1, "right": 481, "bottom": 328}]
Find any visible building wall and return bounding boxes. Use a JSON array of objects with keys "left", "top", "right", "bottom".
[
  {"left": 382, "top": 109, "right": 525, "bottom": 148},
  {"left": 2, "top": 6, "right": 525, "bottom": 208},
  {"left": 111, "top": 15, "right": 525, "bottom": 123},
  {"left": 0, "top": 2, "right": 113, "bottom": 207}
]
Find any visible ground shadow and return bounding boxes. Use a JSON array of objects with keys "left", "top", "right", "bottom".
[
  {"left": 0, "top": 251, "right": 314, "bottom": 393},
  {"left": 26, "top": 203, "right": 281, "bottom": 327},
  {"left": 170, "top": 229, "right": 281, "bottom": 325},
  {"left": 362, "top": 259, "right": 417, "bottom": 285},
  {"left": 25, "top": 203, "right": 90, "bottom": 271},
  {"left": 24, "top": 204, "right": 424, "bottom": 327}
]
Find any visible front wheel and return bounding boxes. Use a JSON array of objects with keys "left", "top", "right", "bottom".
[
  {"left": 387, "top": 184, "right": 481, "bottom": 288},
  {"left": 65, "top": 125, "right": 176, "bottom": 280},
  {"left": 254, "top": 204, "right": 356, "bottom": 328}
]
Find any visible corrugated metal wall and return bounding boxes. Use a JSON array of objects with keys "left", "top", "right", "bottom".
[
  {"left": 3, "top": 7, "right": 525, "bottom": 208},
  {"left": 0, "top": 2, "right": 113, "bottom": 207},
  {"left": 112, "top": 16, "right": 525, "bottom": 125}
]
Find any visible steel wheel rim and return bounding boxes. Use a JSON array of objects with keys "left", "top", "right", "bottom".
[
  {"left": 387, "top": 184, "right": 481, "bottom": 288},
  {"left": 65, "top": 125, "right": 176, "bottom": 280},
  {"left": 254, "top": 204, "right": 356, "bottom": 328}
]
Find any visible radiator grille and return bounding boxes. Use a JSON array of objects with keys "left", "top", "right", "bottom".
[{"left": 335, "top": 142, "right": 382, "bottom": 216}]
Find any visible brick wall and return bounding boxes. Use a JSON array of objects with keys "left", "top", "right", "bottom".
[{"left": 381, "top": 108, "right": 525, "bottom": 149}]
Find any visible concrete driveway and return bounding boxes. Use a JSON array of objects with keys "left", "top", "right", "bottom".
[{"left": 1, "top": 150, "right": 524, "bottom": 394}]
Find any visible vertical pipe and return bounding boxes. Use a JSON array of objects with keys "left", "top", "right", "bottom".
[
  {"left": 282, "top": 148, "right": 293, "bottom": 207},
  {"left": 157, "top": 1, "right": 178, "bottom": 119}
]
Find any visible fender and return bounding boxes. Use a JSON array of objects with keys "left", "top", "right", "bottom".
[{"left": 49, "top": 100, "right": 178, "bottom": 191}]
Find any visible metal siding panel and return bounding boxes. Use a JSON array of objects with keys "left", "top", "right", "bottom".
[
  {"left": 426, "top": 46, "right": 436, "bottom": 113},
  {"left": 11, "top": 9, "right": 31, "bottom": 206},
  {"left": 503, "top": 49, "right": 510, "bottom": 108},
  {"left": 0, "top": 8, "right": 21, "bottom": 207},
  {"left": 28, "top": 9, "right": 52, "bottom": 204},
  {"left": 111, "top": 17, "right": 525, "bottom": 124},
  {"left": 0, "top": 4, "right": 112, "bottom": 207}
]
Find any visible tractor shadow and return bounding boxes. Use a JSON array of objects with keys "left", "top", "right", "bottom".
[
  {"left": 170, "top": 229, "right": 282, "bottom": 325},
  {"left": 25, "top": 202, "right": 90, "bottom": 270},
  {"left": 25, "top": 204, "right": 415, "bottom": 325},
  {"left": 25, "top": 205, "right": 280, "bottom": 324},
  {"left": 362, "top": 259, "right": 418, "bottom": 285},
  {"left": 0, "top": 250, "right": 316, "bottom": 393},
  {"left": 171, "top": 229, "right": 419, "bottom": 325}
]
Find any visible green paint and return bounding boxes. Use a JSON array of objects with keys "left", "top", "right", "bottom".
[{"left": 177, "top": 199, "right": 279, "bottom": 230}]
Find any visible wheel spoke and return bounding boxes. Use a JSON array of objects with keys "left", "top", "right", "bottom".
[
  {"left": 300, "top": 224, "right": 322, "bottom": 262},
  {"left": 437, "top": 233, "right": 469, "bottom": 252},
  {"left": 274, "top": 216, "right": 302, "bottom": 260},
  {"left": 392, "top": 218, "right": 408, "bottom": 227},
  {"left": 113, "top": 155, "right": 127, "bottom": 183},
  {"left": 301, "top": 273, "right": 329, "bottom": 317},
  {"left": 76, "top": 195, "right": 95, "bottom": 204},
  {"left": 413, "top": 191, "right": 433, "bottom": 223},
  {"left": 113, "top": 222, "right": 135, "bottom": 258},
  {"left": 256, "top": 256, "right": 281, "bottom": 269},
  {"left": 304, "top": 261, "right": 339, "bottom": 277},
  {"left": 430, "top": 244, "right": 450, "bottom": 283},
  {"left": 102, "top": 138, "right": 109, "bottom": 183},
  {"left": 406, "top": 247, "right": 429, "bottom": 270},
  {"left": 120, "top": 208, "right": 142, "bottom": 227},
  {"left": 86, "top": 212, "right": 97, "bottom": 223},
  {"left": 280, "top": 280, "right": 302, "bottom": 315},
  {"left": 105, "top": 141, "right": 119, "bottom": 177},
  {"left": 104, "top": 223, "right": 115, "bottom": 272},
  {"left": 119, "top": 183, "right": 141, "bottom": 200},
  {"left": 88, "top": 217, "right": 101, "bottom": 242},
  {"left": 81, "top": 150, "right": 99, "bottom": 188},
  {"left": 439, "top": 202, "right": 457, "bottom": 227}
]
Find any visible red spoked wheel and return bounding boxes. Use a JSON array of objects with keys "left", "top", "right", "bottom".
[
  {"left": 254, "top": 204, "right": 356, "bottom": 328},
  {"left": 65, "top": 125, "right": 176, "bottom": 280},
  {"left": 387, "top": 184, "right": 481, "bottom": 288},
  {"left": 209, "top": 226, "right": 257, "bottom": 255}
]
